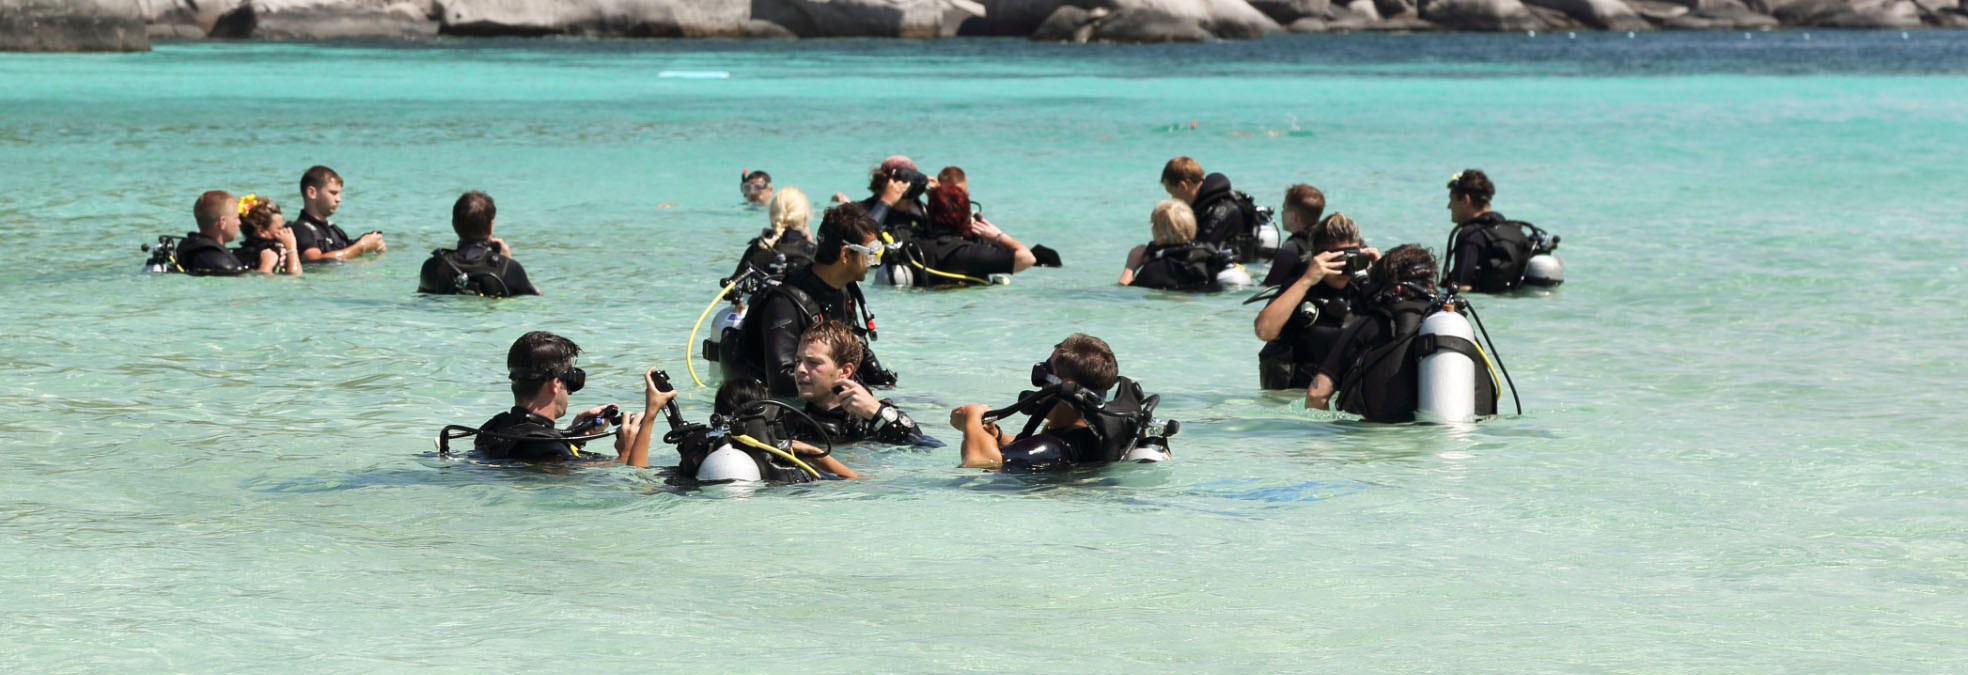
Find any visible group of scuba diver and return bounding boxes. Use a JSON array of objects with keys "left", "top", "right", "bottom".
[{"left": 141, "top": 155, "right": 1561, "bottom": 485}]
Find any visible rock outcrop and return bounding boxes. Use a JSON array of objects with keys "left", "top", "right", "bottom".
[
  {"left": 1419, "top": 0, "right": 1543, "bottom": 29},
  {"left": 1520, "top": 0, "right": 1653, "bottom": 27},
  {"left": 2, "top": 0, "right": 148, "bottom": 50}
]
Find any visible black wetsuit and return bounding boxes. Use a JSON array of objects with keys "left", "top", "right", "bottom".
[
  {"left": 725, "top": 264, "right": 874, "bottom": 397},
  {"left": 418, "top": 239, "right": 539, "bottom": 297},
  {"left": 860, "top": 196, "right": 927, "bottom": 237},
  {"left": 1191, "top": 173, "right": 1255, "bottom": 262},
  {"left": 175, "top": 232, "right": 247, "bottom": 276},
  {"left": 1259, "top": 230, "right": 1314, "bottom": 288},
  {"left": 1448, "top": 211, "right": 1531, "bottom": 293},
  {"left": 1260, "top": 280, "right": 1367, "bottom": 390},
  {"left": 913, "top": 220, "right": 1017, "bottom": 280},
  {"left": 232, "top": 237, "right": 288, "bottom": 274},
  {"left": 291, "top": 210, "right": 353, "bottom": 258},
  {"left": 472, "top": 407, "right": 591, "bottom": 463},
  {"left": 1318, "top": 300, "right": 1497, "bottom": 423},
  {"left": 797, "top": 400, "right": 931, "bottom": 446},
  {"left": 1130, "top": 242, "right": 1225, "bottom": 292},
  {"left": 729, "top": 229, "right": 815, "bottom": 281}
]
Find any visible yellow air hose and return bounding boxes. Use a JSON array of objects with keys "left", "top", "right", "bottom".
[
  {"left": 731, "top": 434, "right": 821, "bottom": 479},
  {"left": 685, "top": 279, "right": 743, "bottom": 387}
]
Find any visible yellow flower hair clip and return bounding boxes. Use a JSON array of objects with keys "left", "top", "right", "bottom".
[{"left": 237, "top": 193, "right": 260, "bottom": 216}]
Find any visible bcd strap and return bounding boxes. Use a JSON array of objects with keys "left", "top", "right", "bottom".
[{"left": 1416, "top": 333, "right": 1483, "bottom": 361}]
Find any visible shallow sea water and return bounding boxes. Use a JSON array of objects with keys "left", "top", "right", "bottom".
[{"left": 2, "top": 32, "right": 1965, "bottom": 670}]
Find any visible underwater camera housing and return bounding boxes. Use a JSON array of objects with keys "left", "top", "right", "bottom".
[{"left": 888, "top": 166, "right": 929, "bottom": 199}]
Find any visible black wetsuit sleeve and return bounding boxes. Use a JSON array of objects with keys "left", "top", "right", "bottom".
[
  {"left": 1196, "top": 203, "right": 1234, "bottom": 248},
  {"left": 504, "top": 259, "right": 540, "bottom": 296},
  {"left": 873, "top": 401, "right": 925, "bottom": 445},
  {"left": 938, "top": 240, "right": 1016, "bottom": 277},
  {"left": 1317, "top": 318, "right": 1374, "bottom": 382},
  {"left": 1452, "top": 229, "right": 1482, "bottom": 288},
  {"left": 1260, "top": 240, "right": 1304, "bottom": 287},
  {"left": 755, "top": 294, "right": 806, "bottom": 397},
  {"left": 291, "top": 224, "right": 322, "bottom": 255},
  {"left": 864, "top": 201, "right": 892, "bottom": 228}
]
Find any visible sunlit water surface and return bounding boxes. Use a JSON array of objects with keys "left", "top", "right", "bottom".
[{"left": 2, "top": 32, "right": 1965, "bottom": 670}]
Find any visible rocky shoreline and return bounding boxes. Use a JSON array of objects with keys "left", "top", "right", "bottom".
[{"left": 4, "top": 0, "right": 1964, "bottom": 52}]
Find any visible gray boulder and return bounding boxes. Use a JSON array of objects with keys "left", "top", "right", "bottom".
[
  {"left": 1249, "top": 0, "right": 1331, "bottom": 22},
  {"left": 2, "top": 0, "right": 148, "bottom": 50},
  {"left": 1030, "top": 3, "right": 1096, "bottom": 39},
  {"left": 1286, "top": 14, "right": 1328, "bottom": 28},
  {"left": 1420, "top": 0, "right": 1544, "bottom": 30},
  {"left": 1519, "top": 0, "right": 1652, "bottom": 28},
  {"left": 988, "top": 0, "right": 1281, "bottom": 39},
  {"left": 435, "top": 0, "right": 754, "bottom": 37},
  {"left": 1374, "top": 0, "right": 1417, "bottom": 16},
  {"left": 754, "top": 0, "right": 954, "bottom": 38},
  {"left": 205, "top": 1, "right": 437, "bottom": 39},
  {"left": 1623, "top": 0, "right": 1688, "bottom": 21},
  {"left": 1660, "top": 4, "right": 1777, "bottom": 25},
  {"left": 1091, "top": 6, "right": 1214, "bottom": 40},
  {"left": 1361, "top": 14, "right": 1443, "bottom": 26}
]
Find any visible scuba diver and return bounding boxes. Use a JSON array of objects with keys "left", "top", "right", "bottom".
[
  {"left": 729, "top": 186, "right": 817, "bottom": 283},
  {"left": 1252, "top": 213, "right": 1379, "bottom": 390},
  {"left": 790, "top": 321, "right": 941, "bottom": 448},
  {"left": 856, "top": 155, "right": 932, "bottom": 236},
  {"left": 658, "top": 375, "right": 862, "bottom": 484},
  {"left": 720, "top": 202, "right": 899, "bottom": 397},
  {"left": 740, "top": 169, "right": 773, "bottom": 206},
  {"left": 1119, "top": 200, "right": 1237, "bottom": 292},
  {"left": 1304, "top": 245, "right": 1518, "bottom": 424},
  {"left": 435, "top": 331, "right": 668, "bottom": 467},
  {"left": 949, "top": 333, "right": 1178, "bottom": 472},
  {"left": 1161, "top": 156, "right": 1265, "bottom": 264},
  {"left": 232, "top": 194, "right": 302, "bottom": 276},
  {"left": 878, "top": 181, "right": 1043, "bottom": 288},
  {"left": 418, "top": 191, "right": 541, "bottom": 297},
  {"left": 292, "top": 165, "right": 385, "bottom": 263},
  {"left": 144, "top": 190, "right": 248, "bottom": 276},
  {"left": 1442, "top": 169, "right": 1564, "bottom": 293}
]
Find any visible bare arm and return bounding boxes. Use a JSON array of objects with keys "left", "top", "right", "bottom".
[
  {"left": 1118, "top": 245, "right": 1145, "bottom": 286},
  {"left": 811, "top": 455, "right": 861, "bottom": 479},
  {"left": 972, "top": 217, "right": 1036, "bottom": 273},
  {"left": 950, "top": 404, "right": 1009, "bottom": 469},
  {"left": 300, "top": 233, "right": 384, "bottom": 262},
  {"left": 1305, "top": 373, "right": 1336, "bottom": 410},
  {"left": 255, "top": 249, "right": 278, "bottom": 275},
  {"left": 1255, "top": 251, "right": 1342, "bottom": 341}
]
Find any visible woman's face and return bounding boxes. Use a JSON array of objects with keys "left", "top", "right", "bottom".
[{"left": 258, "top": 212, "right": 287, "bottom": 239}]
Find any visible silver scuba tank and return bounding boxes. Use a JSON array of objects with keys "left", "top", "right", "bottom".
[
  {"left": 877, "top": 263, "right": 914, "bottom": 288},
  {"left": 1523, "top": 254, "right": 1564, "bottom": 287},
  {"left": 703, "top": 305, "right": 745, "bottom": 360},
  {"left": 696, "top": 443, "right": 763, "bottom": 483},
  {"left": 1416, "top": 310, "right": 1479, "bottom": 424}
]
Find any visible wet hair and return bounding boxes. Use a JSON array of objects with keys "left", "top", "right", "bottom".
[
  {"left": 1283, "top": 183, "right": 1325, "bottom": 230},
  {"left": 1448, "top": 169, "right": 1494, "bottom": 208},
  {"left": 926, "top": 183, "right": 971, "bottom": 236},
  {"left": 760, "top": 186, "right": 810, "bottom": 249},
  {"left": 715, "top": 377, "right": 770, "bottom": 417},
  {"left": 742, "top": 170, "right": 771, "bottom": 185},
  {"left": 1150, "top": 199, "right": 1196, "bottom": 246},
  {"left": 937, "top": 166, "right": 965, "bottom": 187},
  {"left": 1370, "top": 244, "right": 1437, "bottom": 298},
  {"left": 798, "top": 320, "right": 864, "bottom": 375},
  {"left": 194, "top": 190, "right": 234, "bottom": 231},
  {"left": 1161, "top": 156, "right": 1203, "bottom": 187},
  {"left": 1310, "top": 213, "right": 1361, "bottom": 252},
  {"left": 240, "top": 197, "right": 283, "bottom": 240},
  {"left": 507, "top": 331, "right": 579, "bottom": 401},
  {"left": 1053, "top": 333, "right": 1118, "bottom": 394},
  {"left": 815, "top": 202, "right": 879, "bottom": 265},
  {"left": 452, "top": 191, "right": 496, "bottom": 240},
  {"left": 300, "top": 165, "right": 341, "bottom": 195}
]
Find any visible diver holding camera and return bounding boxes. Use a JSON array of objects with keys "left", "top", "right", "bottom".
[
  {"left": 1251, "top": 213, "right": 1379, "bottom": 390},
  {"left": 437, "top": 331, "right": 673, "bottom": 467}
]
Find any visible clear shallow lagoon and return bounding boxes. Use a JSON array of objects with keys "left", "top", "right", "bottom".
[{"left": 2, "top": 32, "right": 1965, "bottom": 670}]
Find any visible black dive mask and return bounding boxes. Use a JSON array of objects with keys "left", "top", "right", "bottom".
[
  {"left": 1031, "top": 361, "right": 1063, "bottom": 388},
  {"left": 510, "top": 366, "right": 586, "bottom": 393}
]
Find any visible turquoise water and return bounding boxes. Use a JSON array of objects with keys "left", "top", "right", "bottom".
[{"left": 3, "top": 32, "right": 1966, "bottom": 670}]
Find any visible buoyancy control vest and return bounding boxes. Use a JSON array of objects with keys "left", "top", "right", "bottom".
[
  {"left": 1445, "top": 214, "right": 1547, "bottom": 293},
  {"left": 985, "top": 376, "right": 1178, "bottom": 472},
  {"left": 1335, "top": 299, "right": 1499, "bottom": 423},
  {"left": 671, "top": 402, "right": 820, "bottom": 484},
  {"left": 1132, "top": 242, "right": 1230, "bottom": 292},
  {"left": 421, "top": 247, "right": 518, "bottom": 297},
  {"left": 721, "top": 273, "right": 897, "bottom": 388}
]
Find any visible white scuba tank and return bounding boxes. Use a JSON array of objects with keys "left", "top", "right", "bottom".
[
  {"left": 1215, "top": 264, "right": 1253, "bottom": 290},
  {"left": 1416, "top": 310, "right": 1478, "bottom": 424},
  {"left": 703, "top": 306, "right": 745, "bottom": 360},
  {"left": 1523, "top": 254, "right": 1565, "bottom": 287},
  {"left": 696, "top": 443, "right": 763, "bottom": 483},
  {"left": 1256, "top": 224, "right": 1280, "bottom": 253},
  {"left": 1122, "top": 445, "right": 1171, "bottom": 462},
  {"left": 878, "top": 263, "right": 914, "bottom": 288}
]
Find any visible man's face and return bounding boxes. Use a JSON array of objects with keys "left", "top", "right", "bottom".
[
  {"left": 217, "top": 201, "right": 241, "bottom": 243},
  {"left": 843, "top": 234, "right": 881, "bottom": 280},
  {"left": 793, "top": 341, "right": 845, "bottom": 403},
  {"left": 1163, "top": 179, "right": 1200, "bottom": 203},
  {"left": 742, "top": 178, "right": 771, "bottom": 205},
  {"left": 306, "top": 180, "right": 343, "bottom": 217},
  {"left": 1447, "top": 193, "right": 1476, "bottom": 223}
]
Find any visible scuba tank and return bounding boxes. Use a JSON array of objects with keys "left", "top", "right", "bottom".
[
  {"left": 1416, "top": 310, "right": 1479, "bottom": 424},
  {"left": 141, "top": 235, "right": 182, "bottom": 273},
  {"left": 1216, "top": 264, "right": 1253, "bottom": 290},
  {"left": 696, "top": 443, "right": 765, "bottom": 482},
  {"left": 702, "top": 305, "right": 744, "bottom": 362},
  {"left": 1523, "top": 229, "right": 1564, "bottom": 287},
  {"left": 878, "top": 262, "right": 914, "bottom": 288}
]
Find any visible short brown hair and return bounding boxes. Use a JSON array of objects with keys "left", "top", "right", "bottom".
[
  {"left": 300, "top": 165, "right": 341, "bottom": 195},
  {"left": 798, "top": 320, "right": 864, "bottom": 373},
  {"left": 937, "top": 166, "right": 965, "bottom": 186},
  {"left": 1160, "top": 156, "right": 1202, "bottom": 186},
  {"left": 816, "top": 203, "right": 880, "bottom": 265},
  {"left": 1053, "top": 333, "right": 1118, "bottom": 394},
  {"left": 1283, "top": 183, "right": 1325, "bottom": 229},
  {"left": 507, "top": 330, "right": 580, "bottom": 400},
  {"left": 1448, "top": 169, "right": 1494, "bottom": 208},
  {"left": 1371, "top": 244, "right": 1437, "bottom": 296},
  {"left": 452, "top": 191, "right": 496, "bottom": 240},
  {"left": 194, "top": 190, "right": 234, "bottom": 231},
  {"left": 1310, "top": 213, "right": 1361, "bottom": 252}
]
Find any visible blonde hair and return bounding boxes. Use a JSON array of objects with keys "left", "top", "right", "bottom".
[
  {"left": 1150, "top": 199, "right": 1196, "bottom": 246},
  {"left": 761, "top": 186, "right": 810, "bottom": 249}
]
